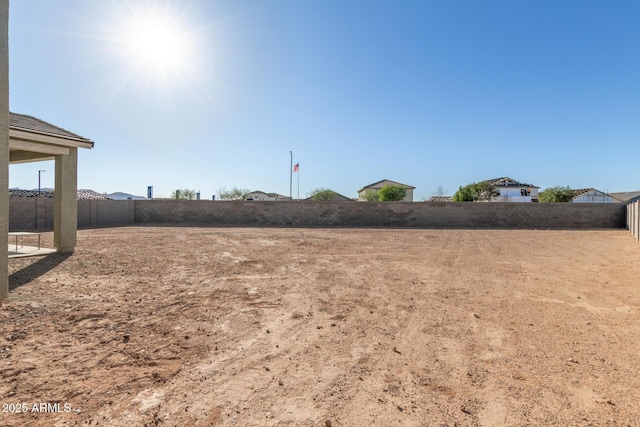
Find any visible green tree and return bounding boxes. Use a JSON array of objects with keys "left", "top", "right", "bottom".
[
  {"left": 452, "top": 182, "right": 498, "bottom": 202},
  {"left": 452, "top": 184, "right": 475, "bottom": 201},
  {"left": 171, "top": 189, "right": 197, "bottom": 200},
  {"left": 217, "top": 186, "right": 250, "bottom": 201},
  {"left": 309, "top": 188, "right": 336, "bottom": 201},
  {"left": 378, "top": 184, "right": 407, "bottom": 201},
  {"left": 538, "top": 186, "right": 574, "bottom": 202},
  {"left": 362, "top": 189, "right": 380, "bottom": 202},
  {"left": 475, "top": 181, "right": 499, "bottom": 201}
]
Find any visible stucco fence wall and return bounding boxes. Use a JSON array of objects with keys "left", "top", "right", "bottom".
[
  {"left": 628, "top": 200, "right": 640, "bottom": 240},
  {"left": 9, "top": 199, "right": 627, "bottom": 231}
]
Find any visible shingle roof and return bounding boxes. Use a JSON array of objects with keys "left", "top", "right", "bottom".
[
  {"left": 484, "top": 177, "right": 539, "bottom": 188},
  {"left": 9, "top": 112, "right": 93, "bottom": 145}
]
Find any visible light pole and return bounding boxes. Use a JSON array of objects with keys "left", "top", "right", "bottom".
[
  {"left": 38, "top": 170, "right": 45, "bottom": 194},
  {"left": 289, "top": 151, "right": 293, "bottom": 201}
]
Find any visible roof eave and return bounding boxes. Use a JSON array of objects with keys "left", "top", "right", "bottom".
[{"left": 10, "top": 127, "right": 94, "bottom": 149}]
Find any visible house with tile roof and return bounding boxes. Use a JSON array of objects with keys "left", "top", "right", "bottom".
[
  {"left": 484, "top": 177, "right": 540, "bottom": 202},
  {"left": 9, "top": 188, "right": 110, "bottom": 200},
  {"left": 358, "top": 179, "right": 415, "bottom": 201}
]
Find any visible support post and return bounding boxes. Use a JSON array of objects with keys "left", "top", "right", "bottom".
[
  {"left": 54, "top": 147, "right": 78, "bottom": 253},
  {"left": 0, "top": 0, "right": 9, "bottom": 303}
]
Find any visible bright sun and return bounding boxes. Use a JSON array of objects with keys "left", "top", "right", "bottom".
[
  {"left": 115, "top": 4, "right": 197, "bottom": 83},
  {"left": 128, "top": 20, "right": 187, "bottom": 73}
]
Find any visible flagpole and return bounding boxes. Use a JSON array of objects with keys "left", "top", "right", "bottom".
[
  {"left": 297, "top": 162, "right": 300, "bottom": 200},
  {"left": 289, "top": 151, "right": 292, "bottom": 201}
]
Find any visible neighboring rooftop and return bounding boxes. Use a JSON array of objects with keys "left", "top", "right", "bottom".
[
  {"left": 484, "top": 177, "right": 539, "bottom": 188},
  {"left": 609, "top": 191, "right": 640, "bottom": 203},
  {"left": 9, "top": 188, "right": 110, "bottom": 200},
  {"left": 304, "top": 190, "right": 354, "bottom": 201},
  {"left": 107, "top": 192, "right": 148, "bottom": 201},
  {"left": 358, "top": 179, "right": 416, "bottom": 192},
  {"left": 9, "top": 112, "right": 93, "bottom": 145},
  {"left": 427, "top": 196, "right": 453, "bottom": 202}
]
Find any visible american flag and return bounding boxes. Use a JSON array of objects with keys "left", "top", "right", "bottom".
[{"left": 293, "top": 163, "right": 299, "bottom": 172}]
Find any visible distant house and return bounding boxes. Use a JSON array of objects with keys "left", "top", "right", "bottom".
[
  {"left": 304, "top": 190, "right": 353, "bottom": 201},
  {"left": 485, "top": 177, "right": 539, "bottom": 202},
  {"left": 107, "top": 192, "right": 147, "bottom": 200},
  {"left": 245, "top": 191, "right": 290, "bottom": 201},
  {"left": 609, "top": 191, "right": 640, "bottom": 204},
  {"left": 427, "top": 196, "right": 453, "bottom": 202},
  {"left": 358, "top": 179, "right": 415, "bottom": 201},
  {"left": 570, "top": 188, "right": 621, "bottom": 203}
]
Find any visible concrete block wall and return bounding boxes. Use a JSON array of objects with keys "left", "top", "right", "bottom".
[
  {"left": 134, "top": 200, "right": 625, "bottom": 229},
  {"left": 9, "top": 198, "right": 54, "bottom": 231},
  {"left": 77, "top": 200, "right": 134, "bottom": 228},
  {"left": 9, "top": 199, "right": 627, "bottom": 231}
]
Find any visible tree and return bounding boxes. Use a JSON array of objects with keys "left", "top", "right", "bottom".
[
  {"left": 171, "top": 189, "right": 197, "bottom": 200},
  {"left": 452, "top": 182, "right": 498, "bottom": 202},
  {"left": 217, "top": 186, "right": 250, "bottom": 201},
  {"left": 432, "top": 185, "right": 447, "bottom": 198},
  {"left": 474, "top": 181, "right": 499, "bottom": 201},
  {"left": 362, "top": 189, "right": 380, "bottom": 202},
  {"left": 378, "top": 184, "right": 407, "bottom": 202},
  {"left": 452, "top": 184, "right": 475, "bottom": 202},
  {"left": 538, "top": 186, "right": 574, "bottom": 202},
  {"left": 309, "top": 188, "right": 336, "bottom": 201}
]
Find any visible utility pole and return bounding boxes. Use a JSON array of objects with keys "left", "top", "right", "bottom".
[{"left": 38, "top": 169, "right": 45, "bottom": 194}]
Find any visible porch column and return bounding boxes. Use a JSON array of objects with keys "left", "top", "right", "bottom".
[
  {"left": 54, "top": 147, "right": 78, "bottom": 253},
  {"left": 0, "top": 0, "right": 9, "bottom": 303}
]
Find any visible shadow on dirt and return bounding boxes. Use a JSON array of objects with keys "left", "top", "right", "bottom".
[{"left": 9, "top": 253, "right": 72, "bottom": 291}]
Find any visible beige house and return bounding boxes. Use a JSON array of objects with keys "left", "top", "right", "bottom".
[{"left": 358, "top": 179, "right": 415, "bottom": 201}]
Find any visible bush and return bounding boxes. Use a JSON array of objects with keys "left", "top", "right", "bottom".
[
  {"left": 538, "top": 186, "right": 574, "bottom": 202},
  {"left": 452, "top": 182, "right": 498, "bottom": 202},
  {"left": 378, "top": 185, "right": 407, "bottom": 201}
]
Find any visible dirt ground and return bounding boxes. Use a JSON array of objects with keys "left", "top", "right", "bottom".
[{"left": 1, "top": 227, "right": 640, "bottom": 426}]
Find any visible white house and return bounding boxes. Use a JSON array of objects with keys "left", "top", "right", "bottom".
[
  {"left": 485, "top": 177, "right": 539, "bottom": 202},
  {"left": 245, "top": 191, "right": 290, "bottom": 201},
  {"left": 570, "top": 188, "right": 621, "bottom": 203},
  {"left": 358, "top": 179, "right": 415, "bottom": 201}
]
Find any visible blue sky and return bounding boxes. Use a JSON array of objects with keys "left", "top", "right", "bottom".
[{"left": 8, "top": 0, "right": 640, "bottom": 199}]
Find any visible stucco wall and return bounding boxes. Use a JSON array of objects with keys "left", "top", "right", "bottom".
[
  {"left": 0, "top": 0, "right": 9, "bottom": 301},
  {"left": 9, "top": 199, "right": 626, "bottom": 230},
  {"left": 628, "top": 200, "right": 640, "bottom": 241}
]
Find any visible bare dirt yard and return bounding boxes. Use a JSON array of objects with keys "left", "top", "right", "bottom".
[{"left": 2, "top": 227, "right": 640, "bottom": 426}]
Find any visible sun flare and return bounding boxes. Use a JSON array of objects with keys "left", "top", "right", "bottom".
[{"left": 115, "top": 4, "right": 197, "bottom": 83}]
